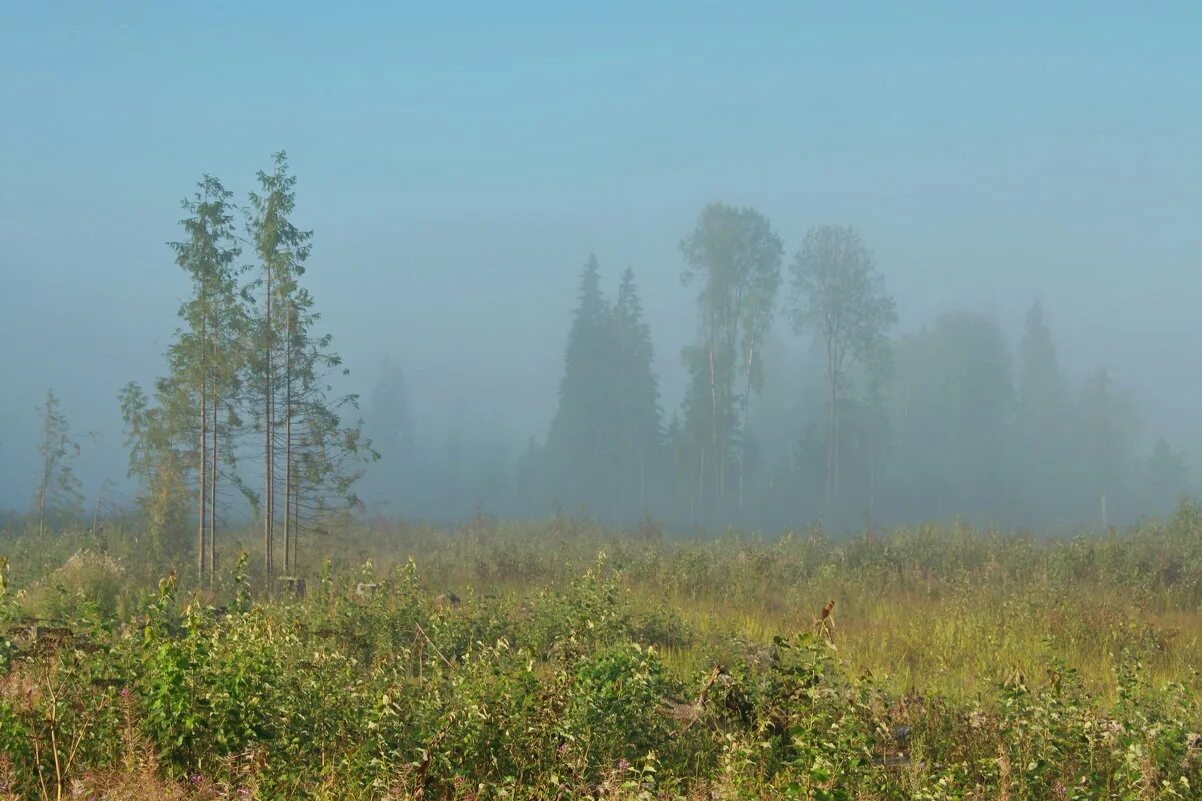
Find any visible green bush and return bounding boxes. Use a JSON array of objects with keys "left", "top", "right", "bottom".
[
  {"left": 3, "top": 514, "right": 1202, "bottom": 798},
  {"left": 18, "top": 550, "right": 128, "bottom": 624}
]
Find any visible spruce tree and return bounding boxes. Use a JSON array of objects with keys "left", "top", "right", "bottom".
[
  {"left": 613, "top": 268, "right": 661, "bottom": 516},
  {"left": 545, "top": 255, "right": 621, "bottom": 516},
  {"left": 165, "top": 175, "right": 242, "bottom": 581},
  {"left": 245, "top": 152, "right": 373, "bottom": 578},
  {"left": 246, "top": 152, "right": 311, "bottom": 582}
]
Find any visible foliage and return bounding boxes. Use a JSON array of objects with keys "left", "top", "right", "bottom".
[
  {"left": 679, "top": 203, "right": 783, "bottom": 523},
  {"left": 789, "top": 224, "right": 897, "bottom": 511},
  {"left": 119, "top": 381, "right": 192, "bottom": 559},
  {"left": 164, "top": 173, "right": 245, "bottom": 583},
  {"left": 4, "top": 512, "right": 1202, "bottom": 798},
  {"left": 544, "top": 257, "right": 662, "bottom": 520},
  {"left": 116, "top": 154, "right": 374, "bottom": 590},
  {"left": 17, "top": 550, "right": 127, "bottom": 624}
]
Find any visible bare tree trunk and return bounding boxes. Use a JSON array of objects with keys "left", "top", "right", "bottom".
[
  {"left": 196, "top": 291, "right": 209, "bottom": 583},
  {"left": 263, "top": 269, "right": 274, "bottom": 588},
  {"left": 209, "top": 392, "right": 218, "bottom": 585},
  {"left": 198, "top": 353, "right": 207, "bottom": 584},
  {"left": 91, "top": 479, "right": 108, "bottom": 537},
  {"left": 832, "top": 386, "right": 840, "bottom": 497},
  {"left": 38, "top": 456, "right": 49, "bottom": 537},
  {"left": 616, "top": 330, "right": 627, "bottom": 517},
  {"left": 639, "top": 451, "right": 645, "bottom": 513},
  {"left": 825, "top": 356, "right": 836, "bottom": 505},
  {"left": 290, "top": 478, "right": 298, "bottom": 575},
  {"left": 867, "top": 425, "right": 876, "bottom": 532},
  {"left": 738, "top": 344, "right": 755, "bottom": 511},
  {"left": 707, "top": 337, "right": 718, "bottom": 516},
  {"left": 283, "top": 310, "right": 293, "bottom": 575},
  {"left": 718, "top": 302, "right": 734, "bottom": 511}
]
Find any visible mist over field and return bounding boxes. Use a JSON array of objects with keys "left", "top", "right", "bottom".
[
  {"left": 2, "top": 3, "right": 1200, "bottom": 533},
  {"left": 8, "top": 7, "right": 1202, "bottom": 799}
]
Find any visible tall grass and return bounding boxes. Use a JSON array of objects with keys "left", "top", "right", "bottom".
[{"left": 1, "top": 506, "right": 1201, "bottom": 798}]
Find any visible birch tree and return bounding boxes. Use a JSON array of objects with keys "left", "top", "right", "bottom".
[
  {"left": 119, "top": 381, "right": 190, "bottom": 557},
  {"left": 679, "top": 204, "right": 782, "bottom": 521},
  {"left": 789, "top": 225, "right": 895, "bottom": 507}
]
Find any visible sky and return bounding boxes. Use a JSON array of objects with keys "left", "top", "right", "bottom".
[{"left": 1, "top": 2, "right": 1200, "bottom": 510}]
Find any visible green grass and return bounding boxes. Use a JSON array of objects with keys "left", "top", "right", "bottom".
[{"left": 2, "top": 508, "right": 1202, "bottom": 798}]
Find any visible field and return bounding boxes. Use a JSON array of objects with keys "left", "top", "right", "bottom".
[{"left": 2, "top": 510, "right": 1202, "bottom": 800}]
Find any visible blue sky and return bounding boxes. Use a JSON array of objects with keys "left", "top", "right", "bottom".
[{"left": 1, "top": 2, "right": 1200, "bottom": 507}]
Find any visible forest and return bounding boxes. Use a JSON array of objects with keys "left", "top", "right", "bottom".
[
  {"left": 3, "top": 4, "right": 1201, "bottom": 796},
  {"left": 14, "top": 155, "right": 1192, "bottom": 579},
  {"left": 3, "top": 154, "right": 1200, "bottom": 799}
]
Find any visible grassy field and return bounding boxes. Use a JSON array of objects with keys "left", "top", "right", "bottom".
[{"left": 2, "top": 509, "right": 1202, "bottom": 799}]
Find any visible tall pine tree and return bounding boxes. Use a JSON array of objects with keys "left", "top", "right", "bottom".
[
  {"left": 246, "top": 152, "right": 311, "bottom": 582},
  {"left": 165, "top": 175, "right": 242, "bottom": 582},
  {"left": 245, "top": 152, "right": 373, "bottom": 579},
  {"left": 544, "top": 255, "right": 621, "bottom": 517},
  {"left": 612, "top": 268, "right": 661, "bottom": 517}
]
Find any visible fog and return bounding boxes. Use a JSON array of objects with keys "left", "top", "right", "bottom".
[{"left": 2, "top": 4, "right": 1200, "bottom": 532}]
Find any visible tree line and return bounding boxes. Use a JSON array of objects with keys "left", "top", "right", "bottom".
[
  {"left": 21, "top": 174, "right": 1193, "bottom": 552},
  {"left": 362, "top": 204, "right": 1190, "bottom": 531}
]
